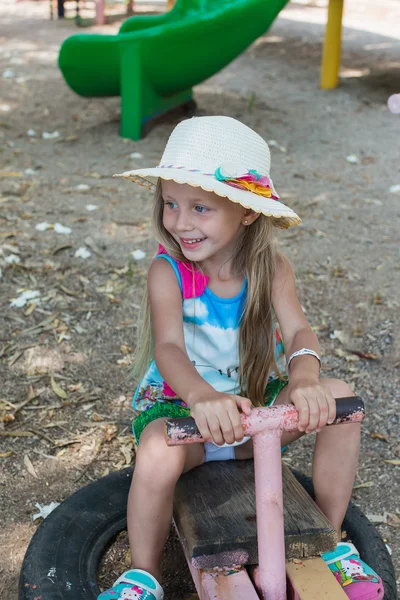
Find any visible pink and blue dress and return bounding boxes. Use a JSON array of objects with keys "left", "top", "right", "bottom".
[{"left": 132, "top": 245, "right": 287, "bottom": 443}]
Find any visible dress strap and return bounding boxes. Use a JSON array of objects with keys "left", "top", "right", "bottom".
[{"left": 155, "top": 244, "right": 209, "bottom": 299}]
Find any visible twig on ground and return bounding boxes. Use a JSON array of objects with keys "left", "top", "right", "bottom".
[
  {"left": 27, "top": 427, "right": 56, "bottom": 445},
  {"left": 12, "top": 387, "right": 41, "bottom": 417},
  {"left": 75, "top": 438, "right": 105, "bottom": 482},
  {"left": 0, "top": 430, "right": 34, "bottom": 437}
]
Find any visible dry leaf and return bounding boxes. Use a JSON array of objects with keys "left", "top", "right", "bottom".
[
  {"left": 384, "top": 459, "right": 400, "bottom": 465},
  {"left": 120, "top": 344, "right": 132, "bottom": 355},
  {"left": 117, "top": 356, "right": 133, "bottom": 367},
  {"left": 24, "top": 301, "right": 38, "bottom": 316},
  {"left": 334, "top": 348, "right": 348, "bottom": 358},
  {"left": 91, "top": 412, "right": 104, "bottom": 422},
  {"left": 353, "top": 481, "right": 373, "bottom": 489},
  {"left": 332, "top": 265, "right": 347, "bottom": 278},
  {"left": 103, "top": 425, "right": 118, "bottom": 443},
  {"left": 0, "top": 451, "right": 14, "bottom": 458},
  {"left": 372, "top": 293, "right": 384, "bottom": 305},
  {"left": 334, "top": 348, "right": 359, "bottom": 362},
  {"left": 24, "top": 454, "right": 38, "bottom": 478},
  {"left": 345, "top": 355, "right": 360, "bottom": 363},
  {"left": 125, "top": 548, "right": 131, "bottom": 567},
  {"left": 50, "top": 375, "right": 67, "bottom": 400},
  {"left": 350, "top": 351, "right": 379, "bottom": 360},
  {"left": 59, "top": 284, "right": 81, "bottom": 297},
  {"left": 120, "top": 444, "right": 133, "bottom": 466},
  {"left": 387, "top": 514, "right": 400, "bottom": 527},
  {"left": 56, "top": 321, "right": 69, "bottom": 333},
  {"left": 352, "top": 327, "right": 363, "bottom": 337},
  {"left": 370, "top": 432, "right": 388, "bottom": 442},
  {"left": 0, "top": 413, "right": 15, "bottom": 423},
  {"left": 68, "top": 382, "right": 83, "bottom": 392},
  {"left": 0, "top": 171, "right": 22, "bottom": 178}
]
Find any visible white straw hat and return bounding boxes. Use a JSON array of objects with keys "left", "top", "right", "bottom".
[{"left": 114, "top": 116, "right": 301, "bottom": 229}]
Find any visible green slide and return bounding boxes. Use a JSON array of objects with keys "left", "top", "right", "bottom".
[{"left": 59, "top": 0, "right": 288, "bottom": 140}]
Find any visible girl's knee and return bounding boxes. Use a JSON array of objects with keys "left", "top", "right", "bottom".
[
  {"left": 321, "top": 378, "right": 355, "bottom": 398},
  {"left": 135, "top": 422, "right": 186, "bottom": 482}
]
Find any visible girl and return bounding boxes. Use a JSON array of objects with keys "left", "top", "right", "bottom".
[{"left": 100, "top": 117, "right": 383, "bottom": 600}]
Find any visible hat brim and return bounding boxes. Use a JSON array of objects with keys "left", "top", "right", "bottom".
[{"left": 114, "top": 168, "right": 301, "bottom": 229}]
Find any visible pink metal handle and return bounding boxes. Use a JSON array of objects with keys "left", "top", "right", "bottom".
[{"left": 165, "top": 396, "right": 364, "bottom": 445}]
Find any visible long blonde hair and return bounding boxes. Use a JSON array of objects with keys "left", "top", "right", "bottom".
[{"left": 133, "top": 181, "right": 282, "bottom": 406}]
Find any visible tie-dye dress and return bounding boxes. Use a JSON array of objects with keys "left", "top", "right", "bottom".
[{"left": 132, "top": 246, "right": 287, "bottom": 442}]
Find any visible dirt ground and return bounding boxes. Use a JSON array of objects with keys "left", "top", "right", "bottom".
[{"left": 0, "top": 0, "right": 399, "bottom": 598}]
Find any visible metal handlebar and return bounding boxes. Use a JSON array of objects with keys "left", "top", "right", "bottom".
[{"left": 165, "top": 396, "right": 365, "bottom": 445}]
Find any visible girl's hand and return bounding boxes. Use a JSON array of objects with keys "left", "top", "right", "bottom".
[
  {"left": 288, "top": 378, "right": 336, "bottom": 434},
  {"left": 189, "top": 392, "right": 253, "bottom": 445}
]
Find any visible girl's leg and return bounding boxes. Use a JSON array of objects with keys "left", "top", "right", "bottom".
[
  {"left": 275, "top": 378, "right": 360, "bottom": 539},
  {"left": 128, "top": 417, "right": 205, "bottom": 583},
  {"left": 311, "top": 379, "right": 360, "bottom": 539}
]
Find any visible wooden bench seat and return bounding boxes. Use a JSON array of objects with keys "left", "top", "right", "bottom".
[{"left": 173, "top": 460, "right": 336, "bottom": 569}]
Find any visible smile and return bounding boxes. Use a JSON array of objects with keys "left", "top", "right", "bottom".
[
  {"left": 180, "top": 237, "right": 207, "bottom": 249},
  {"left": 181, "top": 238, "right": 205, "bottom": 244}
]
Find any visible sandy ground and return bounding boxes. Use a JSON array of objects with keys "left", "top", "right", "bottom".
[{"left": 0, "top": 0, "right": 399, "bottom": 598}]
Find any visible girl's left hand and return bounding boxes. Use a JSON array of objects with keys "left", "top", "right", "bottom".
[{"left": 287, "top": 378, "right": 336, "bottom": 434}]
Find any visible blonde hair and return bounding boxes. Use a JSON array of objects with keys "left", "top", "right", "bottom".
[{"left": 133, "top": 181, "right": 282, "bottom": 406}]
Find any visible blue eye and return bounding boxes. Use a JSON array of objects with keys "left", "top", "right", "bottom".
[
  {"left": 164, "top": 200, "right": 178, "bottom": 209},
  {"left": 194, "top": 205, "right": 209, "bottom": 213}
]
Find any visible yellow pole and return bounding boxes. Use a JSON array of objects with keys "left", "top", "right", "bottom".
[{"left": 320, "top": 0, "right": 344, "bottom": 89}]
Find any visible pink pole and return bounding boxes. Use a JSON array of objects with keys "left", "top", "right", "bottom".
[{"left": 253, "top": 429, "right": 286, "bottom": 600}]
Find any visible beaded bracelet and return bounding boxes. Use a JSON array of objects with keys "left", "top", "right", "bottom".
[{"left": 287, "top": 348, "right": 321, "bottom": 371}]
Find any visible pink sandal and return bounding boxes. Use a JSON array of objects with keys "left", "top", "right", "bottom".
[
  {"left": 322, "top": 542, "right": 384, "bottom": 600},
  {"left": 98, "top": 569, "right": 164, "bottom": 600}
]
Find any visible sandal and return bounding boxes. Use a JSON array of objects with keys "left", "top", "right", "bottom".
[
  {"left": 98, "top": 569, "right": 164, "bottom": 600},
  {"left": 322, "top": 542, "right": 384, "bottom": 600}
]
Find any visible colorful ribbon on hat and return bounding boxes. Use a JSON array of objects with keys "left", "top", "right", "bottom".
[{"left": 215, "top": 167, "right": 279, "bottom": 200}]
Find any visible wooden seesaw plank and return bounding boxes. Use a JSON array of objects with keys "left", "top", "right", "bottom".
[
  {"left": 173, "top": 461, "right": 336, "bottom": 568},
  {"left": 286, "top": 557, "right": 348, "bottom": 599}
]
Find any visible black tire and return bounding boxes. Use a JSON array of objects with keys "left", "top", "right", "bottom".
[
  {"left": 19, "top": 467, "right": 133, "bottom": 600},
  {"left": 292, "top": 470, "right": 397, "bottom": 600},
  {"left": 19, "top": 467, "right": 397, "bottom": 600}
]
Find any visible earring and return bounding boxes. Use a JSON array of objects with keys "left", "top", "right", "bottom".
[{"left": 243, "top": 220, "right": 248, "bottom": 225}]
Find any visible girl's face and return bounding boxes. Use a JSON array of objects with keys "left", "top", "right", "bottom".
[{"left": 161, "top": 180, "right": 249, "bottom": 265}]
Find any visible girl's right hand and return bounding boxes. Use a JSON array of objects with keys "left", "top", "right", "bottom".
[{"left": 189, "top": 392, "right": 253, "bottom": 445}]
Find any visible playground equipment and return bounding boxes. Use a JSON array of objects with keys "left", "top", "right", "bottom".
[
  {"left": 58, "top": 0, "right": 289, "bottom": 140},
  {"left": 50, "top": 0, "right": 133, "bottom": 22},
  {"left": 19, "top": 396, "right": 397, "bottom": 599},
  {"left": 58, "top": 0, "right": 355, "bottom": 138},
  {"left": 51, "top": 0, "right": 173, "bottom": 26},
  {"left": 94, "top": 0, "right": 174, "bottom": 27},
  {"left": 321, "top": 0, "right": 344, "bottom": 89},
  {"left": 166, "top": 397, "right": 379, "bottom": 599}
]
